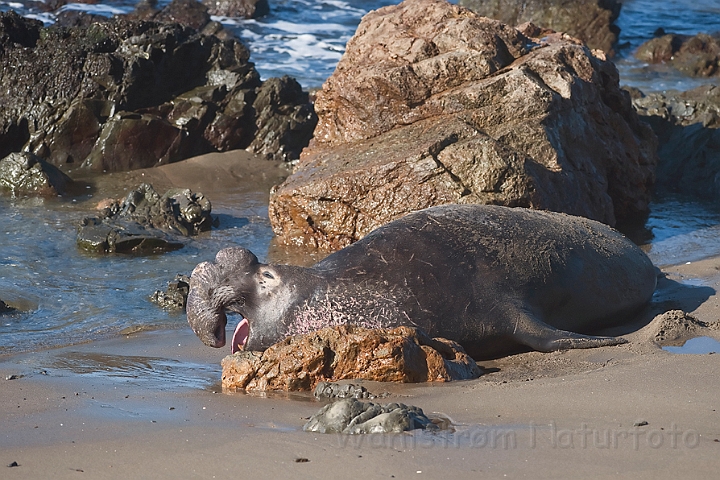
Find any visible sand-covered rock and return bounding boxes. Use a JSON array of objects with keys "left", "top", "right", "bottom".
[
  {"left": 221, "top": 325, "right": 483, "bottom": 392},
  {"left": 268, "top": 0, "right": 656, "bottom": 249},
  {"left": 303, "top": 398, "right": 438, "bottom": 434},
  {"left": 312, "top": 381, "right": 376, "bottom": 399}
]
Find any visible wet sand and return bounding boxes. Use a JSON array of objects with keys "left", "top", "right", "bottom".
[{"left": 2, "top": 152, "right": 720, "bottom": 479}]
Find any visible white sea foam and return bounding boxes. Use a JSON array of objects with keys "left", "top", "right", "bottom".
[
  {"left": 209, "top": 15, "right": 244, "bottom": 26},
  {"left": 237, "top": 27, "right": 263, "bottom": 42},
  {"left": 57, "top": 3, "right": 130, "bottom": 16},
  {"left": 279, "top": 34, "right": 345, "bottom": 60},
  {"left": 262, "top": 19, "right": 347, "bottom": 34},
  {"left": 23, "top": 12, "right": 54, "bottom": 25},
  {"left": 320, "top": 0, "right": 366, "bottom": 16},
  {"left": 216, "top": 17, "right": 347, "bottom": 34}
]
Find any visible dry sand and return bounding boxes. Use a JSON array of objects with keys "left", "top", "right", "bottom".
[{"left": 2, "top": 152, "right": 720, "bottom": 479}]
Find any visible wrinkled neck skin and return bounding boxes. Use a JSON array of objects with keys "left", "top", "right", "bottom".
[
  {"left": 229, "top": 262, "right": 409, "bottom": 351},
  {"left": 232, "top": 264, "right": 327, "bottom": 351}
]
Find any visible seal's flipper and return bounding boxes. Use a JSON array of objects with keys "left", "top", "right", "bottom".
[
  {"left": 523, "top": 329, "right": 629, "bottom": 352},
  {"left": 505, "top": 306, "right": 628, "bottom": 352}
]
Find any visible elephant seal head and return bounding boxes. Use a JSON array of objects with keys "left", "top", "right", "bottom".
[{"left": 186, "top": 247, "right": 292, "bottom": 353}]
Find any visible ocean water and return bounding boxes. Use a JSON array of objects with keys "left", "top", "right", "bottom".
[
  {"left": 1, "top": 0, "right": 720, "bottom": 355},
  {"left": 614, "top": 0, "right": 720, "bottom": 93}
]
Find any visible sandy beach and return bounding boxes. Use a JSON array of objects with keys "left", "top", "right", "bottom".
[{"left": 2, "top": 152, "right": 720, "bottom": 479}]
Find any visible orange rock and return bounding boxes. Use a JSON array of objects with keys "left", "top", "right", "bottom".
[{"left": 221, "top": 325, "right": 482, "bottom": 392}]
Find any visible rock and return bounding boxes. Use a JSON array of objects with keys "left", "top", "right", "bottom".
[
  {"left": 0, "top": 152, "right": 73, "bottom": 196},
  {"left": 82, "top": 112, "right": 187, "bottom": 172},
  {"left": 151, "top": 274, "right": 191, "bottom": 310},
  {"left": 313, "top": 381, "right": 376, "bottom": 400},
  {"left": 458, "top": 0, "right": 621, "bottom": 56},
  {"left": 153, "top": 0, "right": 212, "bottom": 30},
  {"left": 0, "top": 299, "right": 16, "bottom": 314},
  {"left": 303, "top": 398, "right": 438, "bottom": 434},
  {"left": 631, "top": 85, "right": 720, "bottom": 198},
  {"left": 221, "top": 325, "right": 483, "bottom": 392},
  {"left": 36, "top": 99, "right": 111, "bottom": 166},
  {"left": 55, "top": 10, "right": 110, "bottom": 28},
  {"left": 127, "top": 0, "right": 235, "bottom": 34},
  {"left": 76, "top": 183, "right": 214, "bottom": 253},
  {"left": 268, "top": 0, "right": 657, "bottom": 249},
  {"left": 76, "top": 217, "right": 186, "bottom": 254},
  {"left": 0, "top": 12, "right": 315, "bottom": 172},
  {"left": 203, "top": 0, "right": 270, "bottom": 19},
  {"left": 0, "top": 9, "right": 41, "bottom": 48},
  {"left": 0, "top": 15, "right": 253, "bottom": 169},
  {"left": 119, "top": 183, "right": 214, "bottom": 235},
  {"left": 636, "top": 32, "right": 720, "bottom": 78},
  {"left": 246, "top": 76, "right": 319, "bottom": 162}
]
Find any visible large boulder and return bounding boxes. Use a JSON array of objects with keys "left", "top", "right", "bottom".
[
  {"left": 635, "top": 32, "right": 720, "bottom": 78},
  {"left": 631, "top": 85, "right": 720, "bottom": 198},
  {"left": 221, "top": 325, "right": 482, "bottom": 393},
  {"left": 268, "top": 0, "right": 656, "bottom": 250},
  {"left": 458, "top": 0, "right": 621, "bottom": 56},
  {"left": 0, "top": 11, "right": 316, "bottom": 172}
]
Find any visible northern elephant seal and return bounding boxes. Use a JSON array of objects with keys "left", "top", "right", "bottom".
[{"left": 187, "top": 205, "right": 656, "bottom": 359}]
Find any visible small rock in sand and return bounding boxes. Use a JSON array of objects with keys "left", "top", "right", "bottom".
[{"left": 303, "top": 397, "right": 438, "bottom": 434}]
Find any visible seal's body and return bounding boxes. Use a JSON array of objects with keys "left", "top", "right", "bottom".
[{"left": 187, "top": 205, "right": 656, "bottom": 359}]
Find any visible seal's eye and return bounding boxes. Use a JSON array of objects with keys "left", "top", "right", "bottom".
[{"left": 262, "top": 271, "right": 275, "bottom": 280}]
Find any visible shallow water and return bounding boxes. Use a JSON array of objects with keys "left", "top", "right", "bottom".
[
  {"left": 1, "top": 1, "right": 720, "bottom": 361},
  {"left": 662, "top": 336, "right": 720, "bottom": 354},
  {"left": 614, "top": 0, "right": 720, "bottom": 93},
  {"left": 0, "top": 191, "right": 275, "bottom": 355},
  {"left": 640, "top": 195, "right": 720, "bottom": 267}
]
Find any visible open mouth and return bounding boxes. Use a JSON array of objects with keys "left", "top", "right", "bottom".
[{"left": 231, "top": 318, "right": 249, "bottom": 354}]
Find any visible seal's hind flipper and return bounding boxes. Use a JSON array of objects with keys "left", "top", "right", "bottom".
[
  {"left": 506, "top": 305, "right": 628, "bottom": 352},
  {"left": 525, "top": 330, "right": 628, "bottom": 352}
]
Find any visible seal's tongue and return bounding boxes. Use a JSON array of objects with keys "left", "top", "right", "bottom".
[{"left": 231, "top": 318, "right": 249, "bottom": 354}]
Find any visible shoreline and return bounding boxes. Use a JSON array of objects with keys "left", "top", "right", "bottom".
[{"left": 2, "top": 257, "right": 719, "bottom": 478}]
